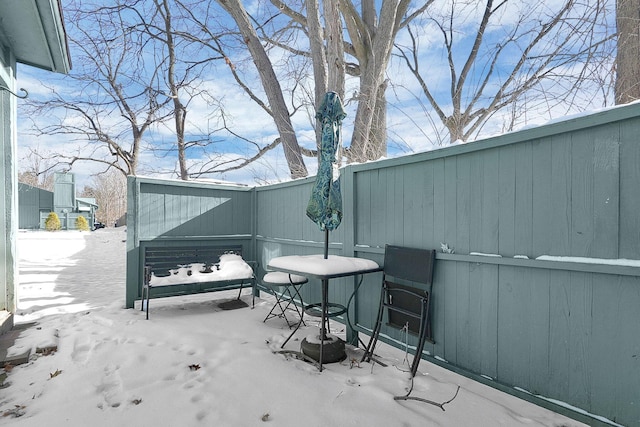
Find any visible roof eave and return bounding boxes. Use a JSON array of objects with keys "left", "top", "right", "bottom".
[{"left": 0, "top": 0, "right": 71, "bottom": 73}]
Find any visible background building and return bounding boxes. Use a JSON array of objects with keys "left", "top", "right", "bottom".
[{"left": 18, "top": 173, "right": 99, "bottom": 230}]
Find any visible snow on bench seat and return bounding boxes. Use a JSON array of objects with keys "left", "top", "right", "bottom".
[{"left": 142, "top": 246, "right": 256, "bottom": 318}]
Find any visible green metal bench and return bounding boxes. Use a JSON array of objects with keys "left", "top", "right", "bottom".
[{"left": 141, "top": 245, "right": 257, "bottom": 319}]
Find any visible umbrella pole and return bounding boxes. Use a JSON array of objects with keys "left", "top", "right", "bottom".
[{"left": 324, "top": 229, "right": 329, "bottom": 259}]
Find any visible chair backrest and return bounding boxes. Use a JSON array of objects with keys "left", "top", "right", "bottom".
[
  {"left": 383, "top": 245, "right": 435, "bottom": 285},
  {"left": 382, "top": 245, "right": 436, "bottom": 336}
]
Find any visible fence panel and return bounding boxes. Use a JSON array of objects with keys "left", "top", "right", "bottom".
[{"left": 125, "top": 179, "right": 254, "bottom": 307}]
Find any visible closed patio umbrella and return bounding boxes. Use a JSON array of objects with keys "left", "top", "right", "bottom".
[{"left": 306, "top": 91, "right": 346, "bottom": 259}]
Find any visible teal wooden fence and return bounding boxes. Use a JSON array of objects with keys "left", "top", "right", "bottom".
[
  {"left": 127, "top": 103, "right": 640, "bottom": 427},
  {"left": 18, "top": 183, "right": 53, "bottom": 229},
  {"left": 125, "top": 178, "right": 256, "bottom": 307}
]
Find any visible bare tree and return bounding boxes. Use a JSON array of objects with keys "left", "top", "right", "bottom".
[
  {"left": 23, "top": 0, "right": 233, "bottom": 182},
  {"left": 126, "top": 0, "right": 226, "bottom": 180},
  {"left": 216, "top": 0, "right": 308, "bottom": 178},
  {"left": 143, "top": 0, "right": 193, "bottom": 180},
  {"left": 265, "top": 0, "right": 435, "bottom": 162},
  {"left": 396, "top": 0, "right": 615, "bottom": 144},
  {"left": 23, "top": 0, "right": 313, "bottom": 183},
  {"left": 216, "top": 0, "right": 434, "bottom": 168},
  {"left": 616, "top": 0, "right": 640, "bottom": 104},
  {"left": 135, "top": 0, "right": 309, "bottom": 180},
  {"left": 81, "top": 170, "right": 127, "bottom": 226},
  {"left": 17, "top": 147, "right": 56, "bottom": 190},
  {"left": 337, "top": 0, "right": 434, "bottom": 162},
  {"left": 21, "top": 1, "right": 175, "bottom": 178}
]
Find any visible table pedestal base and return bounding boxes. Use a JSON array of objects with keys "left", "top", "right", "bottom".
[{"left": 301, "top": 334, "right": 346, "bottom": 364}]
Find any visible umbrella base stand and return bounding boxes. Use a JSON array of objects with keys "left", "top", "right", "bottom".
[{"left": 301, "top": 334, "right": 346, "bottom": 364}]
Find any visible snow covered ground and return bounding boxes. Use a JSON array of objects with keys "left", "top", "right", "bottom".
[{"left": 1, "top": 228, "right": 588, "bottom": 426}]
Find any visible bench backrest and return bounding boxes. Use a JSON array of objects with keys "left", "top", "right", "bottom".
[{"left": 144, "top": 245, "right": 243, "bottom": 277}]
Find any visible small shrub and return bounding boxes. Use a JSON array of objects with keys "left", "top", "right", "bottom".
[
  {"left": 45, "top": 212, "right": 61, "bottom": 231},
  {"left": 75, "top": 216, "right": 89, "bottom": 231}
]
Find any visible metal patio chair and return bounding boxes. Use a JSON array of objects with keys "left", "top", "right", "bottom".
[
  {"left": 360, "top": 245, "right": 460, "bottom": 409},
  {"left": 362, "top": 245, "right": 436, "bottom": 378},
  {"left": 262, "top": 272, "right": 308, "bottom": 331}
]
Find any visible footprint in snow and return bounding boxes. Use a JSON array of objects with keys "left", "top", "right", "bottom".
[{"left": 96, "top": 364, "right": 124, "bottom": 409}]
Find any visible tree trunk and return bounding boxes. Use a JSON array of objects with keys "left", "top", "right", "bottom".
[
  {"left": 324, "top": 0, "right": 345, "bottom": 98},
  {"left": 306, "top": 0, "right": 328, "bottom": 152},
  {"left": 158, "top": 0, "right": 189, "bottom": 180},
  {"left": 345, "top": 0, "right": 410, "bottom": 163},
  {"left": 371, "top": 80, "right": 388, "bottom": 159},
  {"left": 616, "top": 0, "right": 640, "bottom": 104},
  {"left": 307, "top": 0, "right": 327, "bottom": 106},
  {"left": 307, "top": 0, "right": 346, "bottom": 156},
  {"left": 218, "top": 0, "right": 308, "bottom": 179}
]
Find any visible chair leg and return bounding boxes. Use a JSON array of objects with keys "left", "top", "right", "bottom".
[
  {"left": 287, "top": 284, "right": 306, "bottom": 327},
  {"left": 264, "top": 286, "right": 290, "bottom": 320},
  {"left": 143, "top": 266, "right": 151, "bottom": 320},
  {"left": 279, "top": 285, "right": 306, "bottom": 327},
  {"left": 265, "top": 285, "right": 306, "bottom": 348},
  {"left": 281, "top": 311, "right": 305, "bottom": 348},
  {"left": 263, "top": 288, "right": 293, "bottom": 325},
  {"left": 252, "top": 279, "right": 256, "bottom": 308},
  {"left": 279, "top": 284, "right": 307, "bottom": 347},
  {"left": 145, "top": 287, "right": 150, "bottom": 320},
  {"left": 410, "top": 299, "right": 430, "bottom": 377},
  {"left": 362, "top": 285, "right": 386, "bottom": 364},
  {"left": 263, "top": 282, "right": 307, "bottom": 329}
]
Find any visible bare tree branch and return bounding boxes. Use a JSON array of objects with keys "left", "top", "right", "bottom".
[{"left": 396, "top": 0, "right": 615, "bottom": 143}]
